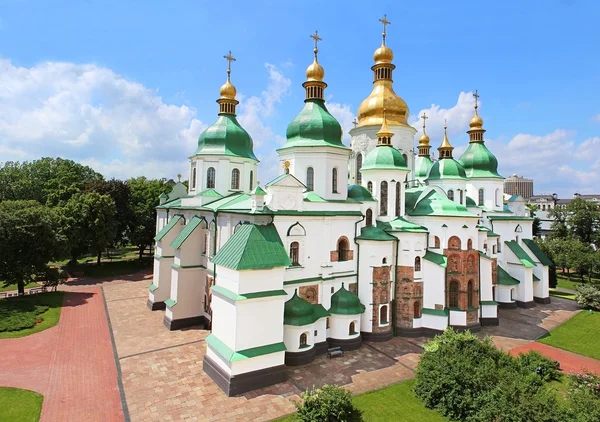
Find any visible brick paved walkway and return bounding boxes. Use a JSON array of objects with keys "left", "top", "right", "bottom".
[
  {"left": 509, "top": 342, "right": 600, "bottom": 375},
  {"left": 0, "top": 288, "right": 124, "bottom": 422}
]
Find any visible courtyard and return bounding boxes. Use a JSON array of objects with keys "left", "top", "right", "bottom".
[{"left": 0, "top": 273, "right": 590, "bottom": 422}]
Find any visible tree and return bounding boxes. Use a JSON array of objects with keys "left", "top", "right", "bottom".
[
  {"left": 566, "top": 198, "right": 600, "bottom": 246},
  {"left": 128, "top": 177, "right": 170, "bottom": 260},
  {"left": 0, "top": 201, "right": 67, "bottom": 295},
  {"left": 549, "top": 206, "right": 569, "bottom": 240},
  {"left": 526, "top": 204, "right": 542, "bottom": 237}
]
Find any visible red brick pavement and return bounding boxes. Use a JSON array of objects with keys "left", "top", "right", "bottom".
[
  {"left": 510, "top": 342, "right": 600, "bottom": 375},
  {"left": 0, "top": 288, "right": 125, "bottom": 422}
]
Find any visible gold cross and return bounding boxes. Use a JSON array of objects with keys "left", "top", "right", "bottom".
[
  {"left": 473, "top": 89, "right": 479, "bottom": 110},
  {"left": 420, "top": 112, "right": 428, "bottom": 129},
  {"left": 310, "top": 30, "right": 322, "bottom": 49},
  {"left": 224, "top": 50, "right": 236, "bottom": 78},
  {"left": 379, "top": 14, "right": 391, "bottom": 42}
]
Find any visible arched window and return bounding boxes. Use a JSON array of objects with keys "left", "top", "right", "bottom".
[
  {"left": 382, "top": 257, "right": 387, "bottom": 264},
  {"left": 403, "top": 153, "right": 408, "bottom": 165},
  {"left": 306, "top": 167, "right": 314, "bottom": 191},
  {"left": 468, "top": 280, "right": 474, "bottom": 308},
  {"left": 449, "top": 281, "right": 459, "bottom": 308},
  {"left": 413, "top": 301, "right": 421, "bottom": 318},
  {"left": 231, "top": 169, "right": 240, "bottom": 190},
  {"left": 290, "top": 241, "right": 299, "bottom": 266},
  {"left": 495, "top": 189, "right": 500, "bottom": 206},
  {"left": 467, "top": 239, "right": 473, "bottom": 250},
  {"left": 542, "top": 204, "right": 546, "bottom": 211},
  {"left": 349, "top": 321, "right": 356, "bottom": 335},
  {"left": 448, "top": 236, "right": 461, "bottom": 250},
  {"left": 380, "top": 181, "right": 388, "bottom": 216},
  {"left": 203, "top": 231, "right": 209, "bottom": 255},
  {"left": 249, "top": 170, "right": 253, "bottom": 190},
  {"left": 434, "top": 236, "right": 440, "bottom": 248},
  {"left": 395, "top": 182, "right": 401, "bottom": 216},
  {"left": 448, "top": 189, "right": 454, "bottom": 201},
  {"left": 415, "top": 256, "right": 421, "bottom": 272},
  {"left": 478, "top": 188, "right": 484, "bottom": 206},
  {"left": 337, "top": 238, "right": 349, "bottom": 261},
  {"left": 206, "top": 167, "right": 216, "bottom": 189},
  {"left": 366, "top": 209, "right": 373, "bottom": 226},
  {"left": 367, "top": 181, "right": 373, "bottom": 193},
  {"left": 332, "top": 168, "right": 338, "bottom": 193},
  {"left": 356, "top": 154, "right": 363, "bottom": 185},
  {"left": 300, "top": 333, "right": 308, "bottom": 347},
  {"left": 192, "top": 167, "right": 197, "bottom": 189},
  {"left": 492, "top": 244, "right": 497, "bottom": 254},
  {"left": 459, "top": 189, "right": 463, "bottom": 204},
  {"left": 380, "top": 305, "right": 389, "bottom": 324}
]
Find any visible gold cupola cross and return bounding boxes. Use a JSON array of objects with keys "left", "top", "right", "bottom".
[
  {"left": 379, "top": 14, "right": 391, "bottom": 43},
  {"left": 224, "top": 50, "right": 236, "bottom": 79}
]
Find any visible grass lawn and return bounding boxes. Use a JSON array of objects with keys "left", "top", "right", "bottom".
[
  {"left": 556, "top": 276, "right": 600, "bottom": 291},
  {"left": 0, "top": 281, "right": 39, "bottom": 292},
  {"left": 549, "top": 289, "right": 576, "bottom": 300},
  {"left": 0, "top": 387, "right": 43, "bottom": 422},
  {"left": 275, "top": 379, "right": 446, "bottom": 421},
  {"left": 538, "top": 310, "right": 600, "bottom": 360},
  {"left": 0, "top": 292, "right": 64, "bottom": 339}
]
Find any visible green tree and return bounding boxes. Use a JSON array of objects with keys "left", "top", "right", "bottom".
[
  {"left": 566, "top": 198, "right": 600, "bottom": 246},
  {"left": 128, "top": 177, "right": 170, "bottom": 260},
  {"left": 0, "top": 201, "right": 67, "bottom": 295},
  {"left": 549, "top": 206, "right": 569, "bottom": 240}
]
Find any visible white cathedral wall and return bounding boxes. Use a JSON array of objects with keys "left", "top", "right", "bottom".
[
  {"left": 465, "top": 179, "right": 504, "bottom": 211},
  {"left": 168, "top": 266, "right": 206, "bottom": 321},
  {"left": 329, "top": 313, "right": 361, "bottom": 340},
  {"left": 230, "top": 352, "right": 286, "bottom": 376},
  {"left": 506, "top": 263, "right": 534, "bottom": 303},
  {"left": 396, "top": 232, "right": 427, "bottom": 268},
  {"left": 235, "top": 298, "right": 285, "bottom": 351},
  {"left": 409, "top": 216, "right": 478, "bottom": 251},
  {"left": 284, "top": 324, "right": 315, "bottom": 354},
  {"left": 422, "top": 314, "right": 448, "bottom": 331},
  {"left": 188, "top": 155, "right": 258, "bottom": 195},
  {"left": 422, "top": 260, "right": 446, "bottom": 310},
  {"left": 216, "top": 267, "right": 284, "bottom": 296},
  {"left": 449, "top": 310, "right": 467, "bottom": 326},
  {"left": 150, "top": 256, "right": 174, "bottom": 304},
  {"left": 428, "top": 179, "right": 468, "bottom": 207},
  {"left": 360, "top": 169, "right": 409, "bottom": 220},
  {"left": 479, "top": 256, "right": 494, "bottom": 303}
]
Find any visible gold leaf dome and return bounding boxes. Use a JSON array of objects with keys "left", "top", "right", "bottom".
[
  {"left": 357, "top": 82, "right": 409, "bottom": 127},
  {"left": 219, "top": 79, "right": 237, "bottom": 100},
  {"left": 306, "top": 57, "right": 325, "bottom": 82},
  {"left": 418, "top": 130, "right": 430, "bottom": 145},
  {"left": 469, "top": 112, "right": 483, "bottom": 128},
  {"left": 373, "top": 43, "right": 394, "bottom": 64}
]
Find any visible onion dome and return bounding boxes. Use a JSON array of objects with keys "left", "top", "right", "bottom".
[
  {"left": 329, "top": 283, "right": 365, "bottom": 315},
  {"left": 361, "top": 113, "right": 408, "bottom": 171},
  {"left": 195, "top": 51, "right": 257, "bottom": 160},
  {"left": 426, "top": 122, "right": 467, "bottom": 181},
  {"left": 284, "top": 290, "right": 316, "bottom": 326},
  {"left": 347, "top": 184, "right": 375, "bottom": 201},
  {"left": 280, "top": 31, "right": 347, "bottom": 150},
  {"left": 356, "top": 15, "right": 409, "bottom": 128}
]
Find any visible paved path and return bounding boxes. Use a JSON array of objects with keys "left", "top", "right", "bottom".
[
  {"left": 0, "top": 287, "right": 124, "bottom": 422},
  {"left": 509, "top": 342, "right": 600, "bottom": 375}
]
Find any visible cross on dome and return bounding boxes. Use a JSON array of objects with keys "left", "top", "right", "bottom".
[
  {"left": 379, "top": 14, "right": 391, "bottom": 44},
  {"left": 420, "top": 112, "right": 428, "bottom": 129},
  {"left": 224, "top": 50, "right": 236, "bottom": 79},
  {"left": 473, "top": 89, "right": 480, "bottom": 111}
]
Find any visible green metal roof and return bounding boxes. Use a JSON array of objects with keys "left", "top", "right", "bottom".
[
  {"left": 458, "top": 142, "right": 503, "bottom": 179},
  {"left": 478, "top": 250, "right": 493, "bottom": 260},
  {"left": 497, "top": 266, "right": 520, "bottom": 285},
  {"left": 422, "top": 307, "right": 449, "bottom": 317},
  {"left": 356, "top": 225, "right": 396, "bottom": 241},
  {"left": 466, "top": 196, "right": 478, "bottom": 207},
  {"left": 361, "top": 145, "right": 409, "bottom": 171},
  {"left": 154, "top": 215, "right": 183, "bottom": 241},
  {"left": 426, "top": 158, "right": 468, "bottom": 180},
  {"left": 405, "top": 188, "right": 479, "bottom": 218},
  {"left": 504, "top": 241, "right": 537, "bottom": 267},
  {"left": 377, "top": 217, "right": 428, "bottom": 233},
  {"left": 280, "top": 99, "right": 348, "bottom": 150},
  {"left": 170, "top": 216, "right": 205, "bottom": 249},
  {"left": 487, "top": 231, "right": 500, "bottom": 237},
  {"left": 264, "top": 173, "right": 307, "bottom": 188},
  {"left": 522, "top": 239, "right": 553, "bottom": 266},
  {"left": 196, "top": 114, "right": 258, "bottom": 160},
  {"left": 197, "top": 188, "right": 223, "bottom": 198},
  {"left": 414, "top": 155, "right": 433, "bottom": 179},
  {"left": 212, "top": 223, "right": 291, "bottom": 270},
  {"left": 487, "top": 215, "right": 534, "bottom": 221},
  {"left": 329, "top": 283, "right": 365, "bottom": 315},
  {"left": 423, "top": 250, "right": 447, "bottom": 267},
  {"left": 347, "top": 184, "right": 376, "bottom": 201},
  {"left": 284, "top": 291, "right": 331, "bottom": 326},
  {"left": 205, "top": 334, "right": 286, "bottom": 363},
  {"left": 250, "top": 186, "right": 267, "bottom": 195}
]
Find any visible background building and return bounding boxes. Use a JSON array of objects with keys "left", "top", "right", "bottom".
[{"left": 504, "top": 174, "right": 534, "bottom": 199}]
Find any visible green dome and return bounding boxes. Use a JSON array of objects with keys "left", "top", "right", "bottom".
[
  {"left": 329, "top": 284, "right": 365, "bottom": 315},
  {"left": 458, "top": 142, "right": 503, "bottom": 179},
  {"left": 347, "top": 184, "right": 376, "bottom": 201},
  {"left": 196, "top": 114, "right": 257, "bottom": 160},
  {"left": 281, "top": 99, "right": 346, "bottom": 150},
  {"left": 426, "top": 158, "right": 467, "bottom": 181},
  {"left": 414, "top": 156, "right": 433, "bottom": 179},
  {"left": 361, "top": 145, "right": 408, "bottom": 171},
  {"left": 466, "top": 196, "right": 477, "bottom": 207},
  {"left": 284, "top": 291, "right": 315, "bottom": 326}
]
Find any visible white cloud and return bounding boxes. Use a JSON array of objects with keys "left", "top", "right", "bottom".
[{"left": 327, "top": 101, "right": 355, "bottom": 144}]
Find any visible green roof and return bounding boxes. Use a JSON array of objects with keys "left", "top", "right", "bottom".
[
  {"left": 458, "top": 142, "right": 503, "bottom": 179},
  {"left": 356, "top": 225, "right": 397, "bottom": 241},
  {"left": 504, "top": 241, "right": 537, "bottom": 268},
  {"left": 284, "top": 291, "right": 331, "bottom": 326},
  {"left": 154, "top": 215, "right": 183, "bottom": 241},
  {"left": 211, "top": 285, "right": 288, "bottom": 301},
  {"left": 280, "top": 99, "right": 348, "bottom": 150},
  {"left": 196, "top": 114, "right": 257, "bottom": 160},
  {"left": 405, "top": 188, "right": 479, "bottom": 218},
  {"left": 487, "top": 215, "right": 534, "bottom": 221},
  {"left": 377, "top": 217, "right": 428, "bottom": 233},
  {"left": 212, "top": 223, "right": 291, "bottom": 270},
  {"left": 426, "top": 158, "right": 467, "bottom": 181},
  {"left": 487, "top": 231, "right": 500, "bottom": 237},
  {"left": 205, "top": 334, "right": 285, "bottom": 363},
  {"left": 329, "top": 284, "right": 365, "bottom": 315},
  {"left": 423, "top": 250, "right": 447, "bottom": 267},
  {"left": 170, "top": 216, "right": 205, "bottom": 249},
  {"left": 478, "top": 250, "right": 493, "bottom": 260},
  {"left": 361, "top": 145, "right": 408, "bottom": 171},
  {"left": 264, "top": 173, "right": 306, "bottom": 188},
  {"left": 497, "top": 266, "right": 520, "bottom": 286},
  {"left": 250, "top": 186, "right": 267, "bottom": 195},
  {"left": 414, "top": 155, "right": 433, "bottom": 179},
  {"left": 197, "top": 188, "right": 223, "bottom": 198},
  {"left": 522, "top": 239, "right": 553, "bottom": 266},
  {"left": 533, "top": 274, "right": 540, "bottom": 281},
  {"left": 422, "top": 308, "right": 449, "bottom": 317},
  {"left": 466, "top": 196, "right": 478, "bottom": 207},
  {"left": 347, "top": 184, "right": 376, "bottom": 201}
]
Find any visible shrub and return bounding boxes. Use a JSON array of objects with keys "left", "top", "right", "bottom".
[
  {"left": 518, "top": 351, "right": 561, "bottom": 381},
  {"left": 0, "top": 299, "right": 49, "bottom": 332},
  {"left": 575, "top": 284, "right": 600, "bottom": 310},
  {"left": 567, "top": 372, "right": 600, "bottom": 422},
  {"left": 294, "top": 385, "right": 363, "bottom": 422}
]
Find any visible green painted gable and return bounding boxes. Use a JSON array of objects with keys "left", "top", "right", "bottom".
[
  {"left": 497, "top": 266, "right": 520, "bottom": 285},
  {"left": 197, "top": 188, "right": 223, "bottom": 198},
  {"left": 504, "top": 241, "right": 537, "bottom": 267},
  {"left": 356, "top": 225, "right": 397, "bottom": 241},
  {"left": 196, "top": 114, "right": 257, "bottom": 160},
  {"left": 361, "top": 145, "right": 408, "bottom": 171},
  {"left": 250, "top": 186, "right": 267, "bottom": 195},
  {"left": 522, "top": 239, "right": 553, "bottom": 266},
  {"left": 329, "top": 284, "right": 365, "bottom": 315},
  {"left": 426, "top": 158, "right": 467, "bottom": 181},
  {"left": 458, "top": 142, "right": 503, "bottom": 179},
  {"left": 377, "top": 217, "right": 428, "bottom": 233},
  {"left": 170, "top": 216, "right": 205, "bottom": 249},
  {"left": 212, "top": 223, "right": 291, "bottom": 270},
  {"left": 423, "top": 250, "right": 447, "bottom": 267},
  {"left": 154, "top": 215, "right": 183, "bottom": 241}
]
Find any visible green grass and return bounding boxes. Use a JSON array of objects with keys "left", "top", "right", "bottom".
[
  {"left": 0, "top": 292, "right": 64, "bottom": 339},
  {"left": 0, "top": 387, "right": 43, "bottom": 422},
  {"left": 556, "top": 275, "right": 600, "bottom": 291},
  {"left": 549, "top": 290, "right": 576, "bottom": 300},
  {"left": 538, "top": 310, "right": 600, "bottom": 360},
  {"left": 0, "top": 281, "right": 40, "bottom": 292},
  {"left": 50, "top": 245, "right": 150, "bottom": 267},
  {"left": 65, "top": 258, "right": 152, "bottom": 278},
  {"left": 274, "top": 379, "right": 446, "bottom": 421}
]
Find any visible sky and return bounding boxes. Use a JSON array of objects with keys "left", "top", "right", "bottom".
[{"left": 0, "top": 0, "right": 598, "bottom": 197}]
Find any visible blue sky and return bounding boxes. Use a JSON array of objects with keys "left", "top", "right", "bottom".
[{"left": 0, "top": 0, "right": 598, "bottom": 196}]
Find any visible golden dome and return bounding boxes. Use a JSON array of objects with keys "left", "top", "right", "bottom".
[
  {"left": 469, "top": 112, "right": 484, "bottom": 128},
  {"left": 219, "top": 79, "right": 237, "bottom": 100},
  {"left": 419, "top": 130, "right": 430, "bottom": 145},
  {"left": 306, "top": 57, "right": 325, "bottom": 82},
  {"left": 373, "top": 43, "right": 394, "bottom": 64},
  {"left": 357, "top": 82, "right": 409, "bottom": 127},
  {"left": 376, "top": 109, "right": 394, "bottom": 139},
  {"left": 439, "top": 121, "right": 453, "bottom": 151}
]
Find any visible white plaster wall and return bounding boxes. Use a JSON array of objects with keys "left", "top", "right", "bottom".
[
  {"left": 230, "top": 351, "right": 285, "bottom": 376},
  {"left": 284, "top": 324, "right": 315, "bottom": 353},
  {"left": 495, "top": 286, "right": 515, "bottom": 303},
  {"left": 465, "top": 179, "right": 504, "bottom": 211},
  {"left": 329, "top": 313, "right": 361, "bottom": 340},
  {"left": 428, "top": 179, "right": 468, "bottom": 207},
  {"left": 479, "top": 256, "right": 494, "bottom": 302},
  {"left": 188, "top": 155, "right": 258, "bottom": 195},
  {"left": 236, "top": 298, "right": 285, "bottom": 351},
  {"left": 314, "top": 319, "right": 327, "bottom": 344},
  {"left": 396, "top": 232, "right": 427, "bottom": 268},
  {"left": 481, "top": 304, "right": 497, "bottom": 318},
  {"left": 151, "top": 257, "right": 174, "bottom": 303},
  {"left": 422, "top": 260, "right": 446, "bottom": 310},
  {"left": 359, "top": 169, "right": 409, "bottom": 221},
  {"left": 169, "top": 267, "right": 206, "bottom": 320},
  {"left": 206, "top": 346, "right": 232, "bottom": 375},
  {"left": 449, "top": 310, "right": 467, "bottom": 326},
  {"left": 422, "top": 314, "right": 448, "bottom": 331},
  {"left": 211, "top": 295, "right": 238, "bottom": 351},
  {"left": 408, "top": 216, "right": 479, "bottom": 252}
]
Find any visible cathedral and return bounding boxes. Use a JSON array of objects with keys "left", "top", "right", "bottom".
[{"left": 147, "top": 18, "right": 551, "bottom": 396}]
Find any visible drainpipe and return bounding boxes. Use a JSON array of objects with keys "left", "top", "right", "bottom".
[
  {"left": 353, "top": 214, "right": 365, "bottom": 298},
  {"left": 392, "top": 237, "right": 399, "bottom": 336}
]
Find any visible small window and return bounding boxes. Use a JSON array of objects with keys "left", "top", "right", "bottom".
[
  {"left": 367, "top": 181, "right": 373, "bottom": 193},
  {"left": 478, "top": 188, "right": 484, "bottom": 206},
  {"left": 449, "top": 281, "right": 459, "bottom": 308},
  {"left": 337, "top": 238, "right": 349, "bottom": 262},
  {"left": 448, "top": 190, "right": 454, "bottom": 201},
  {"left": 314, "top": 330, "right": 318, "bottom": 337},
  {"left": 326, "top": 317, "right": 330, "bottom": 328},
  {"left": 207, "top": 167, "right": 216, "bottom": 189},
  {"left": 203, "top": 232, "right": 209, "bottom": 255},
  {"left": 467, "top": 239, "right": 473, "bottom": 250},
  {"left": 356, "top": 154, "right": 363, "bottom": 185},
  {"left": 192, "top": 167, "right": 197, "bottom": 189},
  {"left": 492, "top": 244, "right": 497, "bottom": 254},
  {"left": 290, "top": 241, "right": 300, "bottom": 266},
  {"left": 415, "top": 256, "right": 421, "bottom": 272},
  {"left": 249, "top": 170, "right": 253, "bottom": 191},
  {"left": 468, "top": 280, "right": 474, "bottom": 308},
  {"left": 459, "top": 189, "right": 463, "bottom": 204},
  {"left": 332, "top": 168, "right": 338, "bottom": 193},
  {"left": 380, "top": 181, "right": 388, "bottom": 216},
  {"left": 395, "top": 182, "right": 401, "bottom": 216},
  {"left": 495, "top": 189, "right": 500, "bottom": 206},
  {"left": 382, "top": 257, "right": 387, "bottom": 264},
  {"left": 434, "top": 236, "right": 440, "bottom": 248},
  {"left": 366, "top": 209, "right": 373, "bottom": 226},
  {"left": 331, "top": 286, "right": 334, "bottom": 294},
  {"left": 306, "top": 167, "right": 314, "bottom": 191},
  {"left": 349, "top": 321, "right": 356, "bottom": 335},
  {"left": 414, "top": 301, "right": 421, "bottom": 318},
  {"left": 300, "top": 333, "right": 308, "bottom": 347},
  {"left": 231, "top": 168, "right": 240, "bottom": 190},
  {"left": 380, "top": 305, "right": 389, "bottom": 324}
]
